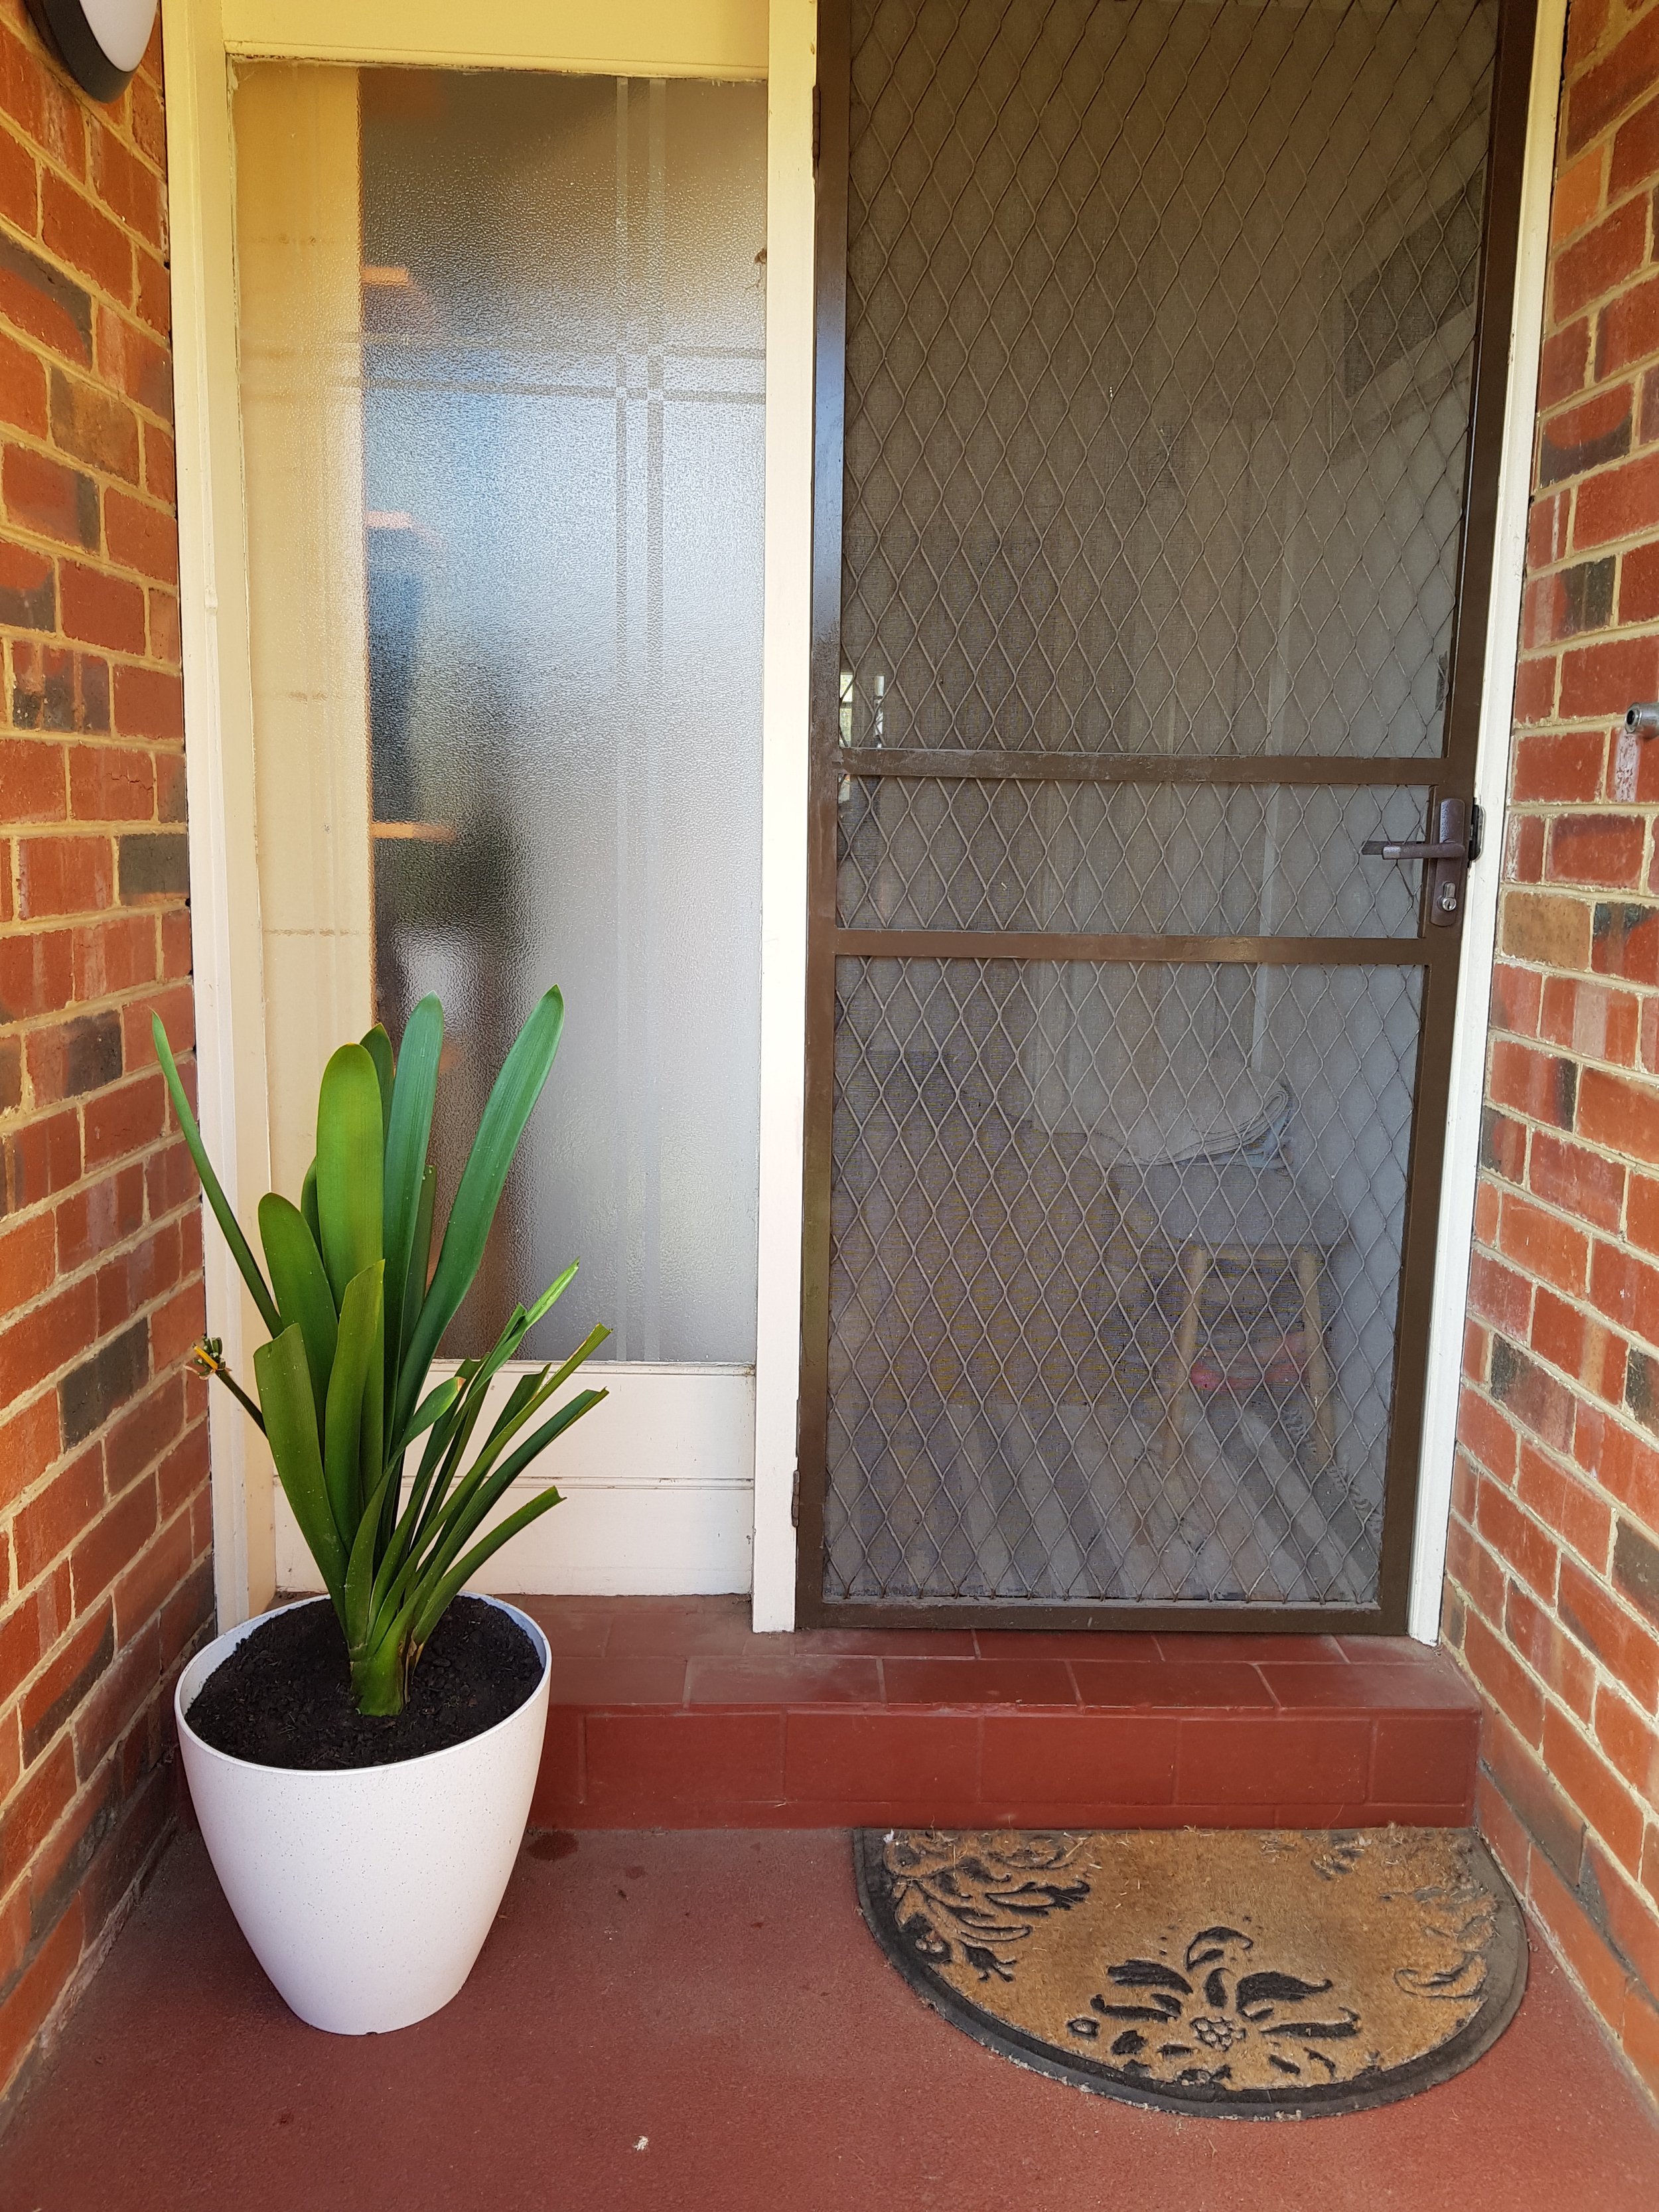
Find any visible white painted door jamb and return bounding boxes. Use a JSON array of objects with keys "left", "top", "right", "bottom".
[
  {"left": 749, "top": 1, "right": 818, "bottom": 1631},
  {"left": 163, "top": 0, "right": 275, "bottom": 1628},
  {"left": 1407, "top": 0, "right": 1567, "bottom": 1640}
]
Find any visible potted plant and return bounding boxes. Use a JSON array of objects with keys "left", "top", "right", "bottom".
[{"left": 160, "top": 989, "right": 607, "bottom": 2035}]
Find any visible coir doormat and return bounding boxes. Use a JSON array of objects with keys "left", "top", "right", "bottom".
[{"left": 855, "top": 1826, "right": 1526, "bottom": 2118}]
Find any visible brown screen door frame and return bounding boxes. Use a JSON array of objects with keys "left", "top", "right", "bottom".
[{"left": 794, "top": 0, "right": 1542, "bottom": 1633}]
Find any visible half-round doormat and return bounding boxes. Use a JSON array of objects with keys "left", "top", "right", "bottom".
[{"left": 855, "top": 1826, "right": 1526, "bottom": 2119}]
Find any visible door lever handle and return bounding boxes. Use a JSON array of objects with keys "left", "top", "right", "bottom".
[
  {"left": 1359, "top": 836, "right": 1466, "bottom": 861},
  {"left": 1360, "top": 796, "right": 1478, "bottom": 928}
]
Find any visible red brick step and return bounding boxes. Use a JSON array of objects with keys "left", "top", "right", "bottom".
[{"left": 515, "top": 1596, "right": 1479, "bottom": 1831}]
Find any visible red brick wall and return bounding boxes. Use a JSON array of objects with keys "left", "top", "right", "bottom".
[
  {"left": 0, "top": 3, "right": 210, "bottom": 2114},
  {"left": 1444, "top": 0, "right": 1659, "bottom": 2110}
]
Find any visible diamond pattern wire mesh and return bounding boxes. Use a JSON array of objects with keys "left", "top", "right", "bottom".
[
  {"left": 819, "top": 0, "right": 1493, "bottom": 1609},
  {"left": 839, "top": 0, "right": 1497, "bottom": 757},
  {"left": 825, "top": 959, "right": 1422, "bottom": 1605},
  {"left": 837, "top": 778, "right": 1433, "bottom": 936}
]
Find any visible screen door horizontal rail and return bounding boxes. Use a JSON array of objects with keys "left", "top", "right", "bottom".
[
  {"left": 836, "top": 751, "right": 1459, "bottom": 788},
  {"left": 832, "top": 930, "right": 1446, "bottom": 968}
]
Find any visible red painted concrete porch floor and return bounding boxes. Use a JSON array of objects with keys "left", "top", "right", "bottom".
[
  {"left": 516, "top": 1596, "right": 1480, "bottom": 1828},
  {"left": 4, "top": 1827, "right": 1656, "bottom": 2211}
]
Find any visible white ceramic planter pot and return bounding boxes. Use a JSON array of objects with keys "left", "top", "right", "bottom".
[{"left": 176, "top": 1596, "right": 550, "bottom": 2035}]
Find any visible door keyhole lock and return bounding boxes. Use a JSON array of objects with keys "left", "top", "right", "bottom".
[{"left": 1361, "top": 796, "right": 1480, "bottom": 930}]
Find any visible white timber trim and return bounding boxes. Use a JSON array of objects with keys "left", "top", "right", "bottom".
[
  {"left": 163, "top": 0, "right": 276, "bottom": 1628},
  {"left": 1408, "top": 0, "right": 1568, "bottom": 1640},
  {"left": 273, "top": 1363, "right": 756, "bottom": 1597},
  {"left": 749, "top": 0, "right": 818, "bottom": 1631},
  {"left": 217, "top": 0, "right": 767, "bottom": 75}
]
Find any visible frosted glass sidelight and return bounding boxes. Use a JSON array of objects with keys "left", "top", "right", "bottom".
[{"left": 235, "top": 66, "right": 768, "bottom": 1364}]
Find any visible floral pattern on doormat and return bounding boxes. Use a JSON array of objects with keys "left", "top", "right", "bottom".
[{"left": 855, "top": 1826, "right": 1526, "bottom": 2118}]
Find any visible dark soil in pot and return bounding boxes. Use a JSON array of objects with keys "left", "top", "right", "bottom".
[{"left": 185, "top": 1597, "right": 543, "bottom": 1770}]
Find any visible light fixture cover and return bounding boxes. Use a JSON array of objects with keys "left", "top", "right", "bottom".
[{"left": 26, "top": 0, "right": 158, "bottom": 102}]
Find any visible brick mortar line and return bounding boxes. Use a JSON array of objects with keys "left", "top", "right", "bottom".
[
  {"left": 1518, "top": 598, "right": 1659, "bottom": 627},
  {"left": 1473, "top": 1165, "right": 1659, "bottom": 1246},
  {"left": 1468, "top": 1266, "right": 1659, "bottom": 1339},
  {"left": 0, "top": 108, "right": 170, "bottom": 236},
  {"left": 1459, "top": 1366, "right": 1659, "bottom": 1499},
  {"left": 1446, "top": 1544, "right": 1656, "bottom": 1866},
  {"left": 0, "top": 323, "right": 174, "bottom": 441},
  {"left": 1550, "top": 94, "right": 1659, "bottom": 177},
  {"left": 1494, "top": 903, "right": 1659, "bottom": 925},
  {"left": 1467, "top": 1295, "right": 1652, "bottom": 1424},
  {"left": 0, "top": 1485, "right": 210, "bottom": 1795},
  {"left": 1453, "top": 1395, "right": 1659, "bottom": 1659},
  {"left": 0, "top": 773, "right": 188, "bottom": 806},
  {"left": 0, "top": 909, "right": 188, "bottom": 947},
  {"left": 1505, "top": 713, "right": 1654, "bottom": 734},
  {"left": 1451, "top": 1438, "right": 1624, "bottom": 1593},
  {"left": 1459, "top": 1359, "right": 1648, "bottom": 1477},
  {"left": 1496, "top": 904, "right": 1659, "bottom": 926},
  {"left": 0, "top": 1250, "right": 206, "bottom": 1365},
  {"left": 1475, "top": 1185, "right": 1655, "bottom": 1251},
  {"left": 2, "top": 1026, "right": 192, "bottom": 1086},
  {"left": 0, "top": 867, "right": 181, "bottom": 915},
  {"left": 0, "top": 1231, "right": 205, "bottom": 1341},
  {"left": 1482, "top": 970, "right": 1659, "bottom": 1006},
  {"left": 0, "top": 1130, "right": 196, "bottom": 1224},
  {"left": 1472, "top": 1735, "right": 1658, "bottom": 1984},
  {"left": 1512, "top": 542, "right": 1650, "bottom": 579},
  {"left": 0, "top": 1386, "right": 208, "bottom": 1550},
  {"left": 1450, "top": 1564, "right": 1641, "bottom": 1790},
  {"left": 0, "top": 163, "right": 171, "bottom": 319},
  {"left": 0, "top": 1345, "right": 207, "bottom": 1518},
  {"left": 0, "top": 459, "right": 175, "bottom": 521},
  {"left": 1449, "top": 1649, "right": 1656, "bottom": 1929},
  {"left": 1518, "top": 608, "right": 1659, "bottom": 634},
  {"left": 0, "top": 1090, "right": 180, "bottom": 1180},
  {"left": 1542, "top": 277, "right": 1659, "bottom": 333},
  {"left": 0, "top": 1084, "right": 196, "bottom": 1160},
  {"left": 1, "top": 1467, "right": 207, "bottom": 1712},
  {"left": 0, "top": 733, "right": 186, "bottom": 764},
  {"left": 0, "top": 1020, "right": 194, "bottom": 1089},
  {"left": 0, "top": 232, "right": 175, "bottom": 425},
  {"left": 1547, "top": 169, "right": 1656, "bottom": 256},
  {"left": 0, "top": 832, "right": 187, "bottom": 851},
  {"left": 1536, "top": 368, "right": 1659, "bottom": 421},
  {"left": 0, "top": 404, "right": 178, "bottom": 507},
  {"left": 1473, "top": 1123, "right": 1659, "bottom": 1198},
  {"left": 0, "top": 443, "right": 183, "bottom": 535},
  {"left": 2, "top": 623, "right": 188, "bottom": 656},
  {"left": 0, "top": 1780, "right": 181, "bottom": 2146},
  {"left": 1455, "top": 1582, "right": 1643, "bottom": 1792},
  {"left": 0, "top": 409, "right": 179, "bottom": 504},
  {"left": 1459, "top": 1364, "right": 1632, "bottom": 1489},
  {"left": 0, "top": 1258, "right": 206, "bottom": 1437},
  {"left": 0, "top": 1057, "right": 190, "bottom": 1124},
  {"left": 0, "top": 510, "right": 182, "bottom": 587},
  {"left": 1500, "top": 1840, "right": 1659, "bottom": 2116},
  {"left": 1453, "top": 1444, "right": 1628, "bottom": 1615},
  {"left": 0, "top": 1514, "right": 209, "bottom": 1932},
  {"left": 0, "top": 1177, "right": 203, "bottom": 1267}
]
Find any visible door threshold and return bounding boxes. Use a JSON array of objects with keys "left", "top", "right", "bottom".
[{"left": 516, "top": 1595, "right": 1479, "bottom": 1830}]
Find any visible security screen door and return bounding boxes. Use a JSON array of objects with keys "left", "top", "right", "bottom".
[{"left": 798, "top": 0, "right": 1537, "bottom": 1628}]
